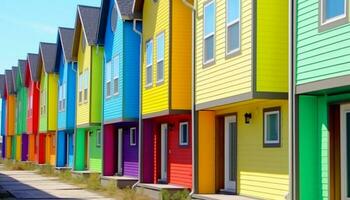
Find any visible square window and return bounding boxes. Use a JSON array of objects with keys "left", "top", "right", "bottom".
[
  {"left": 203, "top": 1, "right": 215, "bottom": 64},
  {"left": 96, "top": 130, "right": 101, "bottom": 147},
  {"left": 156, "top": 33, "right": 165, "bottom": 83},
  {"left": 179, "top": 122, "right": 189, "bottom": 146},
  {"left": 263, "top": 108, "right": 281, "bottom": 147},
  {"left": 130, "top": 128, "right": 137, "bottom": 146}
]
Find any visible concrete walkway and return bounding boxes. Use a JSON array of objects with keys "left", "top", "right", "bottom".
[{"left": 0, "top": 167, "right": 113, "bottom": 199}]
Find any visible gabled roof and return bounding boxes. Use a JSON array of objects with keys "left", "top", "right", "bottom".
[
  {"left": 27, "top": 53, "right": 40, "bottom": 82},
  {"left": 97, "top": 0, "right": 138, "bottom": 44},
  {"left": 18, "top": 59, "right": 27, "bottom": 85},
  {"left": 72, "top": 5, "right": 101, "bottom": 59},
  {"left": 39, "top": 42, "right": 58, "bottom": 74},
  {"left": 5, "top": 70, "right": 14, "bottom": 95},
  {"left": 11, "top": 67, "right": 18, "bottom": 92},
  {"left": 0, "top": 74, "right": 6, "bottom": 98},
  {"left": 132, "top": 0, "right": 143, "bottom": 19},
  {"left": 57, "top": 27, "right": 75, "bottom": 62}
]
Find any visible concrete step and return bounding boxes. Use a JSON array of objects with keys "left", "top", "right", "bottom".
[
  {"left": 136, "top": 183, "right": 189, "bottom": 200},
  {"left": 100, "top": 175, "right": 138, "bottom": 189}
]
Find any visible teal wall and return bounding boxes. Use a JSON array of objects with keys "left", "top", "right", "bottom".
[{"left": 296, "top": 0, "right": 350, "bottom": 85}]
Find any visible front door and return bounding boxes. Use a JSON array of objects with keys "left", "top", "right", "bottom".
[
  {"left": 341, "top": 104, "right": 350, "bottom": 199},
  {"left": 160, "top": 123, "right": 168, "bottom": 183},
  {"left": 224, "top": 115, "right": 237, "bottom": 193},
  {"left": 117, "top": 128, "right": 123, "bottom": 175}
]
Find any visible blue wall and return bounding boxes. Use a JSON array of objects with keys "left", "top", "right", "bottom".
[
  {"left": 57, "top": 53, "right": 67, "bottom": 130},
  {"left": 1, "top": 99, "right": 6, "bottom": 136},
  {"left": 103, "top": 0, "right": 140, "bottom": 123}
]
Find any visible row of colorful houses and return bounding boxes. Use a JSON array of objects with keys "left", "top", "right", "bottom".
[{"left": 1, "top": 0, "right": 350, "bottom": 199}]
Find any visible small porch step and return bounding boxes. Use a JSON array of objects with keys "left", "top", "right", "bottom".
[
  {"left": 71, "top": 170, "right": 100, "bottom": 179},
  {"left": 101, "top": 175, "right": 138, "bottom": 188},
  {"left": 136, "top": 183, "right": 189, "bottom": 200},
  {"left": 192, "top": 194, "right": 259, "bottom": 200}
]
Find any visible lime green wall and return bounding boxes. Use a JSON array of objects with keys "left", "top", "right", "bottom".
[
  {"left": 90, "top": 46, "right": 103, "bottom": 124},
  {"left": 88, "top": 127, "right": 102, "bottom": 173}
]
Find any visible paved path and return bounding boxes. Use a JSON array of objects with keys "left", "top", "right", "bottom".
[{"left": 0, "top": 167, "right": 113, "bottom": 200}]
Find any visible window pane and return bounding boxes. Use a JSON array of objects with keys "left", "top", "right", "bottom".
[
  {"left": 105, "top": 61, "right": 111, "bottom": 82},
  {"left": 146, "top": 41, "right": 153, "bottom": 66},
  {"left": 114, "top": 78, "right": 118, "bottom": 94},
  {"left": 157, "top": 34, "right": 164, "bottom": 61},
  {"left": 267, "top": 113, "right": 278, "bottom": 141},
  {"left": 227, "top": 23, "right": 239, "bottom": 52},
  {"left": 113, "top": 56, "right": 119, "bottom": 78},
  {"left": 146, "top": 66, "right": 152, "bottom": 85},
  {"left": 157, "top": 61, "right": 164, "bottom": 82},
  {"left": 204, "top": 2, "right": 215, "bottom": 36},
  {"left": 325, "top": 0, "right": 345, "bottom": 20},
  {"left": 84, "top": 88, "right": 88, "bottom": 101},
  {"left": 106, "top": 82, "right": 111, "bottom": 97},
  {"left": 227, "top": 0, "right": 239, "bottom": 22},
  {"left": 180, "top": 123, "right": 188, "bottom": 145},
  {"left": 204, "top": 35, "right": 214, "bottom": 62}
]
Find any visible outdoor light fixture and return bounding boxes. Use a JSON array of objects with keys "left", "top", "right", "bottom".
[{"left": 245, "top": 113, "right": 252, "bottom": 124}]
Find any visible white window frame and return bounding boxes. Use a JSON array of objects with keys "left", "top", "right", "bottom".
[
  {"left": 145, "top": 39, "right": 153, "bottom": 87},
  {"left": 78, "top": 73, "right": 83, "bottom": 104},
  {"left": 179, "top": 122, "right": 189, "bottom": 146},
  {"left": 264, "top": 110, "right": 280, "bottom": 146},
  {"left": 58, "top": 84, "right": 62, "bottom": 112},
  {"left": 130, "top": 127, "right": 137, "bottom": 146},
  {"left": 203, "top": 0, "right": 215, "bottom": 65},
  {"left": 83, "top": 69, "right": 89, "bottom": 103},
  {"left": 113, "top": 55, "right": 119, "bottom": 95},
  {"left": 320, "top": 0, "right": 347, "bottom": 25},
  {"left": 62, "top": 82, "right": 66, "bottom": 111},
  {"left": 105, "top": 61, "right": 112, "bottom": 98},
  {"left": 156, "top": 32, "right": 165, "bottom": 84},
  {"left": 226, "top": 0, "right": 241, "bottom": 55}
]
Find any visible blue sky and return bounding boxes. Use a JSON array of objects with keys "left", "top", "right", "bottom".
[{"left": 0, "top": 0, "right": 102, "bottom": 74}]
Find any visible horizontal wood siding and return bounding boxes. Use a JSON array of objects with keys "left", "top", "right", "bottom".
[
  {"left": 256, "top": 0, "right": 288, "bottom": 92},
  {"left": 296, "top": 0, "right": 350, "bottom": 85},
  {"left": 89, "top": 128, "right": 102, "bottom": 173},
  {"left": 39, "top": 72, "right": 48, "bottom": 133},
  {"left": 27, "top": 81, "right": 39, "bottom": 135},
  {"left": 123, "top": 127, "right": 139, "bottom": 177},
  {"left": 7, "top": 95, "right": 16, "bottom": 135},
  {"left": 48, "top": 74, "right": 58, "bottom": 131},
  {"left": 123, "top": 22, "right": 141, "bottom": 119},
  {"left": 90, "top": 46, "right": 103, "bottom": 124},
  {"left": 103, "top": 5, "right": 123, "bottom": 122},
  {"left": 142, "top": 0, "right": 170, "bottom": 115},
  {"left": 66, "top": 63, "right": 77, "bottom": 129},
  {"left": 171, "top": 0, "right": 192, "bottom": 110},
  {"left": 1, "top": 99, "right": 6, "bottom": 136},
  {"left": 195, "top": 0, "right": 252, "bottom": 105},
  {"left": 58, "top": 55, "right": 67, "bottom": 130}
]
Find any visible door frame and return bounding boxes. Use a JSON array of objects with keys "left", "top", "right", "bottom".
[
  {"left": 85, "top": 131, "right": 90, "bottom": 170},
  {"left": 340, "top": 104, "right": 350, "bottom": 199},
  {"left": 159, "top": 123, "right": 168, "bottom": 183},
  {"left": 224, "top": 115, "right": 237, "bottom": 193},
  {"left": 117, "top": 128, "right": 123, "bottom": 176}
]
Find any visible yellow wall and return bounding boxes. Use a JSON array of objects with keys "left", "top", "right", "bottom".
[
  {"left": 170, "top": 0, "right": 192, "bottom": 110},
  {"left": 7, "top": 95, "right": 16, "bottom": 135},
  {"left": 48, "top": 74, "right": 58, "bottom": 131},
  {"left": 195, "top": 0, "right": 252, "bottom": 105},
  {"left": 6, "top": 136, "right": 12, "bottom": 159},
  {"left": 197, "top": 100, "right": 289, "bottom": 199},
  {"left": 256, "top": 0, "right": 288, "bottom": 92},
  {"left": 142, "top": 0, "right": 170, "bottom": 115},
  {"left": 76, "top": 30, "right": 91, "bottom": 125},
  {"left": 15, "top": 135, "right": 21, "bottom": 161}
]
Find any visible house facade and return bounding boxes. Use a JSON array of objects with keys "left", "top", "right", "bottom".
[
  {"left": 194, "top": 0, "right": 289, "bottom": 199},
  {"left": 139, "top": 0, "right": 193, "bottom": 189},
  {"left": 55, "top": 27, "right": 77, "bottom": 168},
  {"left": 5, "top": 69, "right": 16, "bottom": 160},
  {"left": 26, "top": 53, "right": 40, "bottom": 163},
  {"left": 0, "top": 75, "right": 7, "bottom": 159},
  {"left": 295, "top": 0, "right": 350, "bottom": 199},
  {"left": 98, "top": 0, "right": 141, "bottom": 178},
  {"left": 38, "top": 42, "right": 58, "bottom": 165},
  {"left": 71, "top": 5, "right": 103, "bottom": 173}
]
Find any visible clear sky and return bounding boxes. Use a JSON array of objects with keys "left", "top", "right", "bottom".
[{"left": 0, "top": 0, "right": 102, "bottom": 74}]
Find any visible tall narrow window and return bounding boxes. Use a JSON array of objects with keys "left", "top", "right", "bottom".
[
  {"left": 130, "top": 128, "right": 137, "bottom": 146},
  {"left": 62, "top": 83, "right": 66, "bottom": 111},
  {"left": 156, "top": 33, "right": 164, "bottom": 83},
  {"left": 227, "top": 0, "right": 240, "bottom": 55},
  {"left": 78, "top": 73, "right": 83, "bottom": 103},
  {"left": 83, "top": 69, "right": 88, "bottom": 103},
  {"left": 113, "top": 55, "right": 119, "bottom": 95},
  {"left": 179, "top": 122, "right": 189, "bottom": 146},
  {"left": 146, "top": 40, "right": 153, "bottom": 87},
  {"left": 58, "top": 85, "right": 62, "bottom": 111},
  {"left": 96, "top": 130, "right": 101, "bottom": 147},
  {"left": 263, "top": 108, "right": 281, "bottom": 147},
  {"left": 203, "top": 1, "right": 215, "bottom": 64},
  {"left": 105, "top": 61, "right": 112, "bottom": 97}
]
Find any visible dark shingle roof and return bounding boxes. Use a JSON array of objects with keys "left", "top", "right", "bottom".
[
  {"left": 96, "top": 0, "right": 110, "bottom": 44},
  {"left": 0, "top": 74, "right": 6, "bottom": 98},
  {"left": 72, "top": 5, "right": 101, "bottom": 59},
  {"left": 18, "top": 59, "right": 27, "bottom": 85},
  {"left": 5, "top": 70, "right": 14, "bottom": 95},
  {"left": 11, "top": 67, "right": 18, "bottom": 92},
  {"left": 39, "top": 42, "right": 58, "bottom": 73},
  {"left": 58, "top": 27, "right": 75, "bottom": 62},
  {"left": 116, "top": 0, "right": 135, "bottom": 20},
  {"left": 132, "top": 0, "right": 143, "bottom": 19},
  {"left": 27, "top": 53, "right": 40, "bottom": 82}
]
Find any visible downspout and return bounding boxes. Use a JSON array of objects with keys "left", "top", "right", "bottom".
[
  {"left": 132, "top": 18, "right": 142, "bottom": 190},
  {"left": 181, "top": 0, "right": 196, "bottom": 196},
  {"left": 288, "top": 0, "right": 295, "bottom": 198}
]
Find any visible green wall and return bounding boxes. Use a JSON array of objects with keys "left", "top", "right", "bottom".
[
  {"left": 74, "top": 128, "right": 86, "bottom": 171},
  {"left": 90, "top": 46, "right": 103, "bottom": 124},
  {"left": 89, "top": 127, "right": 102, "bottom": 173}
]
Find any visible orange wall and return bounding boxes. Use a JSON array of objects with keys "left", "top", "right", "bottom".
[{"left": 6, "top": 95, "right": 16, "bottom": 136}]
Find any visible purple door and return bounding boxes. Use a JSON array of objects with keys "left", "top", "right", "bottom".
[
  {"left": 21, "top": 134, "right": 29, "bottom": 161},
  {"left": 123, "top": 127, "right": 138, "bottom": 177}
]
